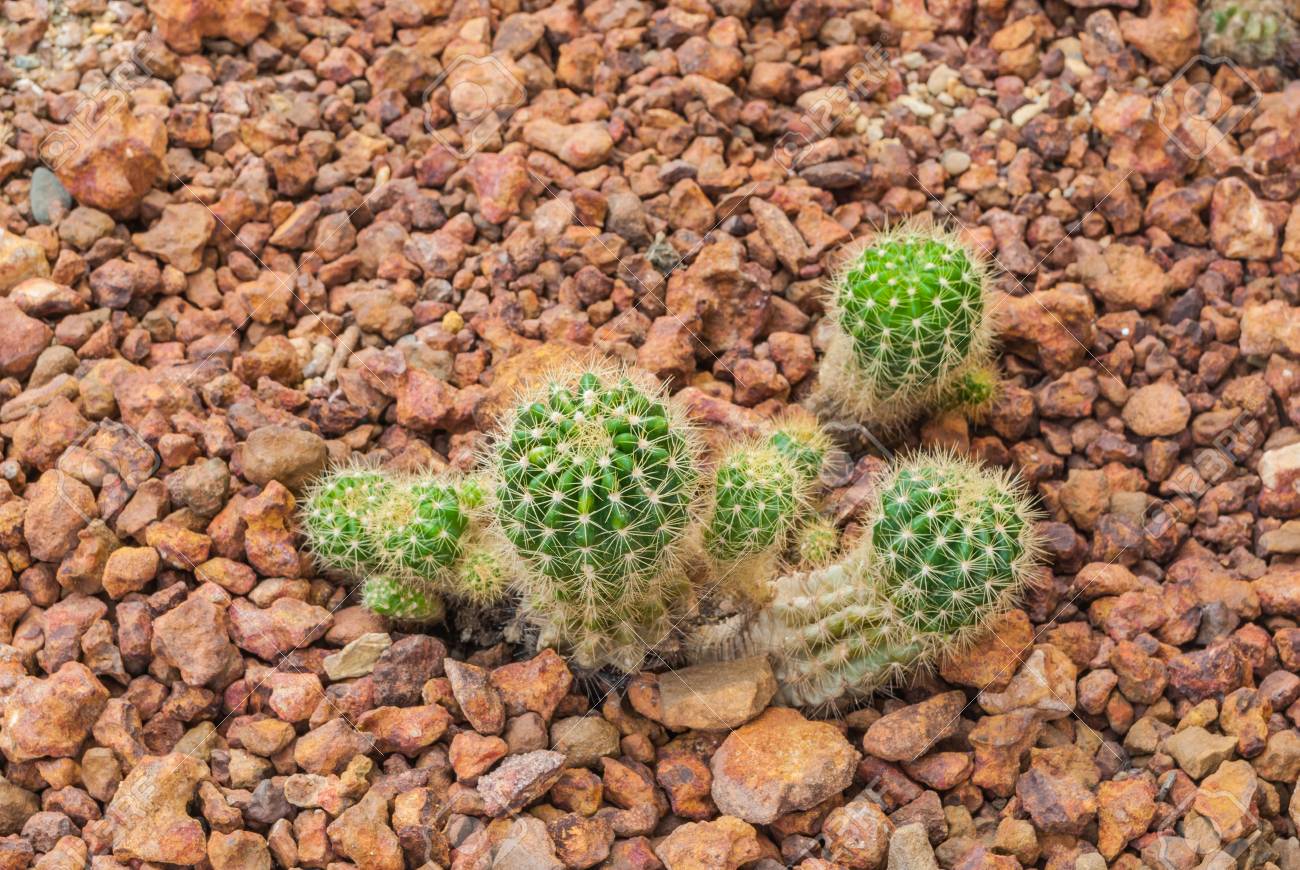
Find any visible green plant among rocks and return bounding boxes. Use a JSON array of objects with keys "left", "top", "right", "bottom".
[
  {"left": 815, "top": 224, "right": 996, "bottom": 430},
  {"left": 705, "top": 421, "right": 830, "bottom": 599},
  {"left": 1200, "top": 0, "right": 1299, "bottom": 66},
  {"left": 795, "top": 515, "right": 842, "bottom": 568},
  {"left": 361, "top": 574, "right": 445, "bottom": 623},
  {"left": 489, "top": 362, "right": 703, "bottom": 670},
  {"left": 366, "top": 475, "right": 478, "bottom": 579},
  {"left": 733, "top": 452, "right": 1044, "bottom": 708},
  {"left": 300, "top": 465, "right": 392, "bottom": 574}
]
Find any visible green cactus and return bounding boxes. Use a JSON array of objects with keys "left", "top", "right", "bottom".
[
  {"left": 707, "top": 443, "right": 807, "bottom": 563},
  {"left": 301, "top": 466, "right": 391, "bottom": 573},
  {"left": 749, "top": 452, "right": 1043, "bottom": 708},
  {"left": 816, "top": 225, "right": 995, "bottom": 429},
  {"left": 796, "top": 515, "right": 841, "bottom": 568},
  {"left": 361, "top": 574, "right": 445, "bottom": 623},
  {"left": 450, "top": 535, "right": 514, "bottom": 607},
  {"left": 366, "top": 476, "right": 477, "bottom": 578},
  {"left": 1200, "top": 0, "right": 1299, "bottom": 65},
  {"left": 491, "top": 362, "right": 702, "bottom": 669}
]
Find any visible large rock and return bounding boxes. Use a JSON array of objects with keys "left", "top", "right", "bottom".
[
  {"left": 239, "top": 426, "right": 326, "bottom": 491},
  {"left": 1210, "top": 178, "right": 1278, "bottom": 261},
  {"left": 0, "top": 232, "right": 49, "bottom": 292},
  {"left": 710, "top": 707, "right": 859, "bottom": 824},
  {"left": 656, "top": 657, "right": 777, "bottom": 731},
  {"left": 47, "top": 104, "right": 166, "bottom": 217},
  {"left": 0, "top": 663, "right": 107, "bottom": 762},
  {"left": 105, "top": 754, "right": 210, "bottom": 865},
  {"left": 654, "top": 816, "right": 761, "bottom": 870},
  {"left": 862, "top": 691, "right": 965, "bottom": 761},
  {"left": 325, "top": 791, "right": 403, "bottom": 870},
  {"left": 1122, "top": 382, "right": 1190, "bottom": 437},
  {"left": 152, "top": 592, "right": 244, "bottom": 688},
  {"left": 145, "top": 0, "right": 271, "bottom": 52},
  {"left": 131, "top": 203, "right": 216, "bottom": 273}
]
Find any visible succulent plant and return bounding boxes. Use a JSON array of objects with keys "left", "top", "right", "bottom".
[
  {"left": 816, "top": 225, "right": 995, "bottom": 429},
  {"left": 366, "top": 476, "right": 478, "bottom": 579},
  {"left": 1200, "top": 0, "right": 1299, "bottom": 66},
  {"left": 749, "top": 452, "right": 1043, "bottom": 707},
  {"left": 300, "top": 466, "right": 392, "bottom": 573},
  {"left": 450, "top": 535, "right": 514, "bottom": 607},
  {"left": 361, "top": 574, "right": 445, "bottom": 623},
  {"left": 795, "top": 515, "right": 841, "bottom": 568},
  {"left": 491, "top": 362, "right": 702, "bottom": 669},
  {"left": 704, "top": 421, "right": 830, "bottom": 600}
]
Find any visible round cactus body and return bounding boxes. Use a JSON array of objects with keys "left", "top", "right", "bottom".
[
  {"left": 301, "top": 467, "right": 391, "bottom": 573},
  {"left": 492, "top": 363, "right": 701, "bottom": 669},
  {"left": 362, "top": 575, "right": 445, "bottom": 623},
  {"left": 818, "top": 226, "right": 994, "bottom": 428},
  {"left": 873, "top": 460, "right": 1034, "bottom": 636},
  {"left": 452, "top": 539, "right": 513, "bottom": 607},
  {"left": 707, "top": 443, "right": 806, "bottom": 563},
  {"left": 796, "top": 515, "right": 841, "bottom": 568},
  {"left": 369, "top": 477, "right": 472, "bottom": 578}
]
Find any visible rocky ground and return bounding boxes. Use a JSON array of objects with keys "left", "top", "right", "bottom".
[{"left": 0, "top": 0, "right": 1298, "bottom": 868}]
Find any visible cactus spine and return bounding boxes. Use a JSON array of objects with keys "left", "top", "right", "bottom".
[
  {"left": 748, "top": 452, "right": 1043, "bottom": 708},
  {"left": 490, "top": 362, "right": 702, "bottom": 670},
  {"left": 816, "top": 224, "right": 995, "bottom": 429}
]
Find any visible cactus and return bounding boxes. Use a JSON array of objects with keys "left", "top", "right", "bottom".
[
  {"left": 301, "top": 466, "right": 392, "bottom": 573},
  {"left": 796, "top": 515, "right": 841, "bottom": 568},
  {"left": 749, "top": 452, "right": 1043, "bottom": 708},
  {"left": 1200, "top": 0, "right": 1299, "bottom": 66},
  {"left": 816, "top": 225, "right": 995, "bottom": 429},
  {"left": 491, "top": 362, "right": 702, "bottom": 669},
  {"left": 450, "top": 535, "right": 514, "bottom": 607},
  {"left": 361, "top": 574, "right": 445, "bottom": 623},
  {"left": 366, "top": 475, "right": 477, "bottom": 579}
]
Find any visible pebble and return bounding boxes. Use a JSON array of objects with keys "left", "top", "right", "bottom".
[
  {"left": 655, "top": 657, "right": 777, "bottom": 731},
  {"left": 29, "top": 168, "right": 71, "bottom": 225}
]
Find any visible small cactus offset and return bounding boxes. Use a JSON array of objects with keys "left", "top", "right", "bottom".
[
  {"left": 1200, "top": 0, "right": 1299, "bottom": 65},
  {"left": 361, "top": 574, "right": 445, "bottom": 623},
  {"left": 366, "top": 476, "right": 477, "bottom": 579},
  {"left": 816, "top": 224, "right": 995, "bottom": 429},
  {"left": 795, "top": 515, "right": 841, "bottom": 568},
  {"left": 450, "top": 535, "right": 514, "bottom": 607},
  {"left": 300, "top": 466, "right": 392, "bottom": 574},
  {"left": 490, "top": 362, "right": 702, "bottom": 669},
  {"left": 705, "top": 420, "right": 830, "bottom": 598},
  {"left": 752, "top": 452, "right": 1043, "bottom": 708}
]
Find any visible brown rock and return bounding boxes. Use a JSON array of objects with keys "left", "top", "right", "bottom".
[
  {"left": 1097, "top": 776, "right": 1156, "bottom": 859},
  {"left": 208, "top": 830, "right": 271, "bottom": 870},
  {"left": 822, "top": 799, "right": 893, "bottom": 870},
  {"left": 1119, "top": 0, "right": 1198, "bottom": 67},
  {"left": 240, "top": 427, "right": 326, "bottom": 492},
  {"left": 548, "top": 813, "right": 615, "bottom": 869},
  {"left": 356, "top": 705, "right": 450, "bottom": 756},
  {"left": 710, "top": 707, "right": 859, "bottom": 824},
  {"left": 0, "top": 233, "right": 50, "bottom": 293},
  {"left": 1081, "top": 244, "right": 1172, "bottom": 312},
  {"left": 1122, "top": 381, "right": 1190, "bottom": 437},
  {"left": 653, "top": 816, "right": 761, "bottom": 870},
  {"left": 23, "top": 470, "right": 95, "bottom": 563},
  {"left": 478, "top": 749, "right": 567, "bottom": 817},
  {"left": 0, "top": 662, "right": 108, "bottom": 762},
  {"left": 104, "top": 753, "right": 209, "bottom": 865},
  {"left": 102, "top": 547, "right": 159, "bottom": 599},
  {"left": 1210, "top": 178, "right": 1279, "bottom": 261},
  {"left": 145, "top": 0, "right": 271, "bottom": 52},
  {"left": 326, "top": 791, "right": 402, "bottom": 870},
  {"left": 656, "top": 657, "right": 777, "bottom": 731},
  {"left": 131, "top": 203, "right": 215, "bottom": 273},
  {"left": 862, "top": 691, "right": 964, "bottom": 761},
  {"left": 445, "top": 659, "right": 506, "bottom": 735},
  {"left": 152, "top": 592, "right": 243, "bottom": 688},
  {"left": 47, "top": 104, "right": 166, "bottom": 216},
  {"left": 491, "top": 649, "right": 574, "bottom": 723}
]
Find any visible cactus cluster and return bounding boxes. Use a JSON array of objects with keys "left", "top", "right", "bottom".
[
  {"left": 1200, "top": 0, "right": 1299, "bottom": 66},
  {"left": 751, "top": 452, "right": 1043, "bottom": 708},
  {"left": 302, "top": 467, "right": 505, "bottom": 624},
  {"left": 816, "top": 225, "right": 996, "bottom": 429},
  {"left": 300, "top": 323, "right": 1046, "bottom": 709}
]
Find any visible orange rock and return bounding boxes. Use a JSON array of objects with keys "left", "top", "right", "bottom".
[
  {"left": 146, "top": 0, "right": 271, "bottom": 53},
  {"left": 47, "top": 104, "right": 165, "bottom": 217}
]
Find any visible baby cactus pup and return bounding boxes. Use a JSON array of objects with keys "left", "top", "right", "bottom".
[
  {"left": 817, "top": 224, "right": 995, "bottom": 429},
  {"left": 939, "top": 365, "right": 999, "bottom": 420},
  {"left": 1200, "top": 0, "right": 1299, "bottom": 65},
  {"left": 361, "top": 574, "right": 445, "bottom": 623},
  {"left": 301, "top": 466, "right": 391, "bottom": 573},
  {"left": 707, "top": 441, "right": 807, "bottom": 564},
  {"left": 796, "top": 515, "right": 841, "bottom": 568},
  {"left": 451, "top": 535, "right": 514, "bottom": 607},
  {"left": 753, "top": 452, "right": 1043, "bottom": 707},
  {"left": 368, "top": 475, "right": 474, "bottom": 578},
  {"left": 491, "top": 362, "right": 702, "bottom": 669},
  {"left": 768, "top": 420, "right": 830, "bottom": 483}
]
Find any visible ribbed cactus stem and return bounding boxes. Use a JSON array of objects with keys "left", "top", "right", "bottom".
[
  {"left": 367, "top": 476, "right": 475, "bottom": 578},
  {"left": 491, "top": 362, "right": 701, "bottom": 669},
  {"left": 816, "top": 224, "right": 995, "bottom": 429}
]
